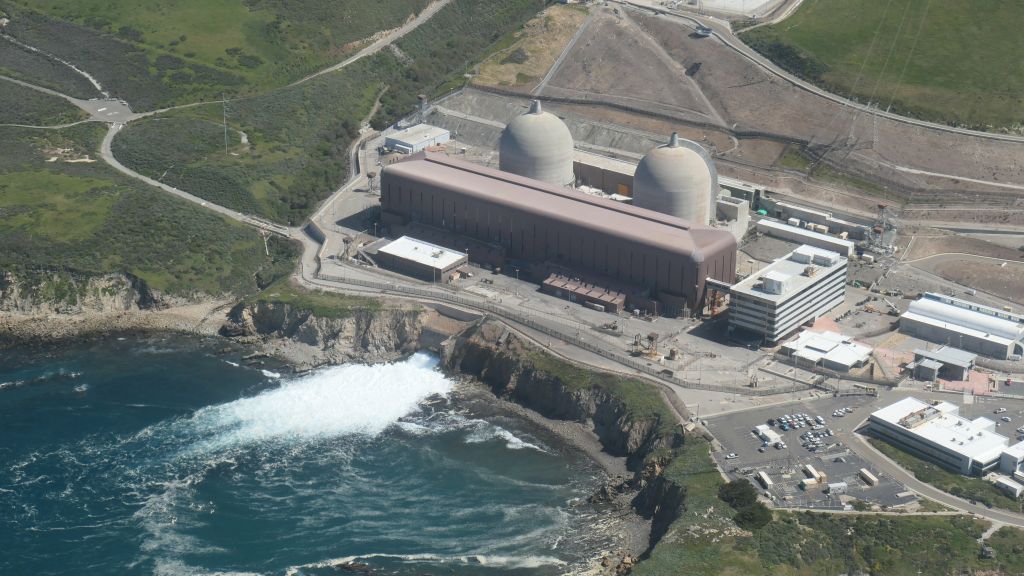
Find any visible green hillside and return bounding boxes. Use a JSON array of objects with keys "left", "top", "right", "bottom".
[
  {"left": 0, "top": 0, "right": 429, "bottom": 109},
  {"left": 110, "top": 0, "right": 546, "bottom": 224},
  {"left": 741, "top": 0, "right": 1024, "bottom": 129},
  {"left": 0, "top": 123, "right": 298, "bottom": 296}
]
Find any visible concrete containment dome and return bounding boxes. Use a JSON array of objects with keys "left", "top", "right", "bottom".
[
  {"left": 633, "top": 132, "right": 718, "bottom": 224},
  {"left": 499, "top": 100, "right": 575, "bottom": 187}
]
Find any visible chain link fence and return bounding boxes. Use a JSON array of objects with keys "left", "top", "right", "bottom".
[{"left": 317, "top": 271, "right": 810, "bottom": 397}]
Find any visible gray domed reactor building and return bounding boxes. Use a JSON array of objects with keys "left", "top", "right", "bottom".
[
  {"left": 498, "top": 100, "right": 576, "bottom": 187},
  {"left": 633, "top": 132, "right": 718, "bottom": 225}
]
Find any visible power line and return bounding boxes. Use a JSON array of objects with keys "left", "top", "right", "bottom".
[
  {"left": 886, "top": 0, "right": 934, "bottom": 113},
  {"left": 810, "top": 0, "right": 898, "bottom": 169},
  {"left": 222, "top": 92, "right": 229, "bottom": 154}
]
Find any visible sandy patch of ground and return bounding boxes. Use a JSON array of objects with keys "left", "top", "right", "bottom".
[
  {"left": 912, "top": 256, "right": 1024, "bottom": 306},
  {"left": 903, "top": 233, "right": 1024, "bottom": 262},
  {"left": 474, "top": 4, "right": 588, "bottom": 91}
]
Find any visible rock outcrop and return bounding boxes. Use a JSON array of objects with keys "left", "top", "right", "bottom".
[
  {"left": 0, "top": 271, "right": 160, "bottom": 315},
  {"left": 220, "top": 300, "right": 435, "bottom": 367},
  {"left": 446, "top": 321, "right": 676, "bottom": 469}
]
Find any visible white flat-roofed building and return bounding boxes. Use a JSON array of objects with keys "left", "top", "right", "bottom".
[
  {"left": 729, "top": 245, "right": 848, "bottom": 344},
  {"left": 900, "top": 293, "right": 1024, "bottom": 360},
  {"left": 375, "top": 236, "right": 467, "bottom": 283},
  {"left": 780, "top": 329, "right": 872, "bottom": 372},
  {"left": 755, "top": 219, "right": 855, "bottom": 257},
  {"left": 994, "top": 476, "right": 1024, "bottom": 498},
  {"left": 385, "top": 124, "right": 451, "bottom": 154},
  {"left": 868, "top": 396, "right": 1011, "bottom": 476}
]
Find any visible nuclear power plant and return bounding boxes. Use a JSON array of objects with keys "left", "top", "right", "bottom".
[
  {"left": 498, "top": 100, "right": 576, "bottom": 187},
  {"left": 633, "top": 132, "right": 718, "bottom": 225},
  {"left": 378, "top": 100, "right": 745, "bottom": 316}
]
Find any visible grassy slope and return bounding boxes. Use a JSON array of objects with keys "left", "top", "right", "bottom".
[
  {"left": 110, "top": 0, "right": 546, "bottom": 224},
  {"left": 0, "top": 122, "right": 298, "bottom": 296},
  {"left": 0, "top": 80, "right": 88, "bottom": 125},
  {"left": 0, "top": 41, "right": 101, "bottom": 100},
  {"left": 740, "top": 0, "right": 1024, "bottom": 128},
  {"left": 0, "top": 0, "right": 429, "bottom": 109},
  {"left": 870, "top": 437, "right": 1022, "bottom": 512},
  {"left": 247, "top": 278, "right": 382, "bottom": 319}
]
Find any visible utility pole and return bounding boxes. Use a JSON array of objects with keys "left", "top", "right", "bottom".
[{"left": 222, "top": 93, "right": 229, "bottom": 154}]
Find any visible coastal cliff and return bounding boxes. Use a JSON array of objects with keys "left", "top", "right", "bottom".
[
  {"left": 219, "top": 297, "right": 475, "bottom": 369},
  {"left": 445, "top": 320, "right": 693, "bottom": 558},
  {"left": 446, "top": 321, "right": 672, "bottom": 466},
  {"left": 0, "top": 271, "right": 229, "bottom": 343}
]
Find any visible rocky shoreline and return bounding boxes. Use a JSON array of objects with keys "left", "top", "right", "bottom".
[{"left": 1, "top": 279, "right": 680, "bottom": 575}]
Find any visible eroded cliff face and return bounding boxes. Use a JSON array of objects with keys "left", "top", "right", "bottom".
[
  {"left": 446, "top": 321, "right": 671, "bottom": 468},
  {"left": 444, "top": 320, "right": 697, "bottom": 558},
  {"left": 220, "top": 300, "right": 430, "bottom": 367},
  {"left": 0, "top": 271, "right": 159, "bottom": 315}
]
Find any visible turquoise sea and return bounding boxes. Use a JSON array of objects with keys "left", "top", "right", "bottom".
[{"left": 0, "top": 334, "right": 607, "bottom": 575}]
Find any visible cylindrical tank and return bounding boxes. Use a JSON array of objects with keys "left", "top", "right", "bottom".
[
  {"left": 633, "top": 132, "right": 718, "bottom": 224},
  {"left": 499, "top": 100, "right": 575, "bottom": 187}
]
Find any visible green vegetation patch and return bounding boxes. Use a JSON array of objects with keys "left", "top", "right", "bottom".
[
  {"left": 0, "top": 123, "right": 298, "bottom": 296},
  {"left": 0, "top": 0, "right": 430, "bottom": 108},
  {"left": 0, "top": 79, "right": 88, "bottom": 125},
  {"left": 740, "top": 0, "right": 1024, "bottom": 129},
  {"left": 519, "top": 345, "right": 676, "bottom": 436},
  {"left": 0, "top": 2, "right": 246, "bottom": 110},
  {"left": 110, "top": 0, "right": 546, "bottom": 224},
  {"left": 870, "top": 437, "right": 1022, "bottom": 512},
  {"left": 634, "top": 433, "right": 1024, "bottom": 575},
  {"left": 754, "top": 512, "right": 988, "bottom": 575},
  {"left": 249, "top": 278, "right": 381, "bottom": 319},
  {"left": 0, "top": 41, "right": 101, "bottom": 99},
  {"left": 0, "top": 171, "right": 113, "bottom": 241}
]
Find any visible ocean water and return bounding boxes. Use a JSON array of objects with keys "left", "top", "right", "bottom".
[{"left": 0, "top": 335, "right": 606, "bottom": 575}]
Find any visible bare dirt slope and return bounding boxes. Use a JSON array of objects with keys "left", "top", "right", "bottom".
[
  {"left": 540, "top": 10, "right": 724, "bottom": 126},
  {"left": 536, "top": 7, "right": 1024, "bottom": 212},
  {"left": 474, "top": 4, "right": 589, "bottom": 91}
]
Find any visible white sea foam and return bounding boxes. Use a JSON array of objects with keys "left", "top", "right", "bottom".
[
  {"left": 224, "top": 360, "right": 240, "bottom": 367},
  {"left": 285, "top": 552, "right": 566, "bottom": 575},
  {"left": 465, "top": 422, "right": 548, "bottom": 452},
  {"left": 181, "top": 353, "right": 449, "bottom": 453},
  {"left": 0, "top": 379, "right": 25, "bottom": 391}
]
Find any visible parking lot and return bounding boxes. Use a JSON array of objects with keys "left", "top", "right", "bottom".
[{"left": 706, "top": 394, "right": 916, "bottom": 509}]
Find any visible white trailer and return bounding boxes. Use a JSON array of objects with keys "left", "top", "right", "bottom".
[
  {"left": 756, "top": 470, "right": 774, "bottom": 488},
  {"left": 859, "top": 468, "right": 879, "bottom": 486},
  {"left": 827, "top": 481, "right": 848, "bottom": 494}
]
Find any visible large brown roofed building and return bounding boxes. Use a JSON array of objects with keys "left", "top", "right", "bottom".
[{"left": 380, "top": 152, "right": 736, "bottom": 315}]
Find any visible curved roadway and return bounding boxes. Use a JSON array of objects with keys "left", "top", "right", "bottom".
[{"left": 616, "top": 0, "right": 1024, "bottom": 144}]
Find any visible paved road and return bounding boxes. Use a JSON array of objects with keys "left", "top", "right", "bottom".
[
  {"left": 287, "top": 0, "right": 453, "bottom": 88},
  {"left": 615, "top": 0, "right": 1024, "bottom": 145},
  {"left": 533, "top": 11, "right": 594, "bottom": 96},
  {"left": 847, "top": 426, "right": 1024, "bottom": 528},
  {"left": 99, "top": 123, "right": 293, "bottom": 238}
]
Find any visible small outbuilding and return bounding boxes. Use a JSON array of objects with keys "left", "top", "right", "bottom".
[
  {"left": 375, "top": 236, "right": 467, "bottom": 283},
  {"left": 385, "top": 124, "right": 451, "bottom": 154},
  {"left": 827, "top": 482, "right": 848, "bottom": 494},
  {"left": 908, "top": 346, "right": 977, "bottom": 381}
]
